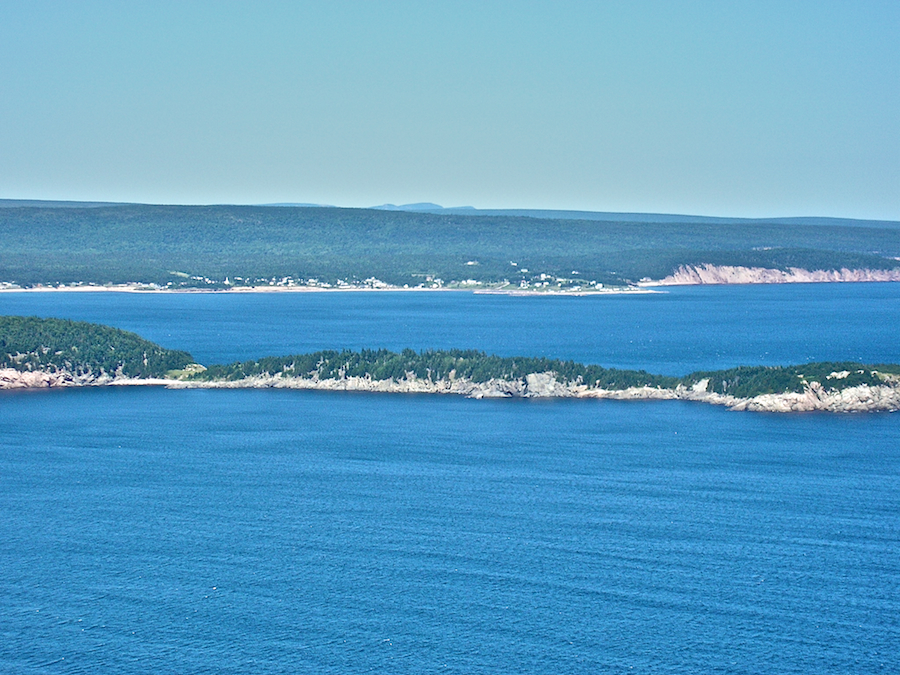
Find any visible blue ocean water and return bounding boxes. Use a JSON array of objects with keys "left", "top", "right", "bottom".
[
  {"left": 1, "top": 283, "right": 899, "bottom": 373},
  {"left": 1, "top": 285, "right": 899, "bottom": 673}
]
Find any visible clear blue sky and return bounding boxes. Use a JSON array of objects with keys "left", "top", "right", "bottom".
[{"left": 1, "top": 1, "right": 897, "bottom": 219}]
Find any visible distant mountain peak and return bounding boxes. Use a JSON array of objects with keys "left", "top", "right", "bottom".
[
  {"left": 370, "top": 202, "right": 444, "bottom": 211},
  {"left": 259, "top": 202, "right": 332, "bottom": 208}
]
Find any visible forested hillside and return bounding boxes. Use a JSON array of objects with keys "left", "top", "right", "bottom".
[
  {"left": 3, "top": 316, "right": 899, "bottom": 398},
  {"left": 195, "top": 348, "right": 679, "bottom": 390},
  {"left": 685, "top": 362, "right": 900, "bottom": 397},
  {"left": 193, "top": 347, "right": 900, "bottom": 397},
  {"left": 0, "top": 316, "right": 194, "bottom": 377},
  {"left": 2, "top": 204, "right": 899, "bottom": 287}
]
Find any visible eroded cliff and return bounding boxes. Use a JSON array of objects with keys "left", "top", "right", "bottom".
[{"left": 653, "top": 264, "right": 900, "bottom": 286}]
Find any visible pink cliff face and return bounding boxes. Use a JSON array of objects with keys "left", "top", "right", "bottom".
[{"left": 656, "top": 265, "right": 900, "bottom": 286}]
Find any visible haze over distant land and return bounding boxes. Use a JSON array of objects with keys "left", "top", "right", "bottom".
[
  {"left": 1, "top": 201, "right": 899, "bottom": 290},
  {"left": 3, "top": 199, "right": 898, "bottom": 230},
  {"left": 0, "top": 3, "right": 896, "bottom": 220},
  {"left": 363, "top": 204, "right": 900, "bottom": 230}
]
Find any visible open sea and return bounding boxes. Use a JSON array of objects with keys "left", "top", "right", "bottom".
[{"left": 1, "top": 284, "right": 899, "bottom": 673}]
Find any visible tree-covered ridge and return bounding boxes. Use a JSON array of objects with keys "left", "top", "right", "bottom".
[
  {"left": 0, "top": 316, "right": 194, "bottom": 378},
  {"left": 1, "top": 204, "right": 899, "bottom": 287},
  {"left": 4, "top": 316, "right": 899, "bottom": 398},
  {"left": 190, "top": 348, "right": 900, "bottom": 398},
  {"left": 683, "top": 362, "right": 900, "bottom": 398},
  {"left": 194, "top": 348, "right": 679, "bottom": 389}
]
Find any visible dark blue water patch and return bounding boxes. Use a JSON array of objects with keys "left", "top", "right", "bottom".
[
  {"left": 1, "top": 283, "right": 899, "bottom": 374},
  {"left": 1, "top": 387, "right": 898, "bottom": 673}
]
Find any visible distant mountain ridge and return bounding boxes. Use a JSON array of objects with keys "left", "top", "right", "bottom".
[
  {"left": 0, "top": 199, "right": 125, "bottom": 209},
  {"left": 2, "top": 198, "right": 896, "bottom": 229},
  {"left": 369, "top": 203, "right": 900, "bottom": 230}
]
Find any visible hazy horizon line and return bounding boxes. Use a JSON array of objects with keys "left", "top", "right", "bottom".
[{"left": 1, "top": 197, "right": 898, "bottom": 225}]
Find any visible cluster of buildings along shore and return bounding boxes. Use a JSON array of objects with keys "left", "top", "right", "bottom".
[{"left": 2, "top": 264, "right": 900, "bottom": 294}]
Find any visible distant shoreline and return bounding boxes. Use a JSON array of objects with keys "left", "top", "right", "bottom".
[
  {"left": 3, "top": 264, "right": 900, "bottom": 295},
  {"left": 0, "top": 283, "right": 660, "bottom": 296}
]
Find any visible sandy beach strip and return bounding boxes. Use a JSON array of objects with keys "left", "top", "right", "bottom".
[{"left": 0, "top": 283, "right": 660, "bottom": 296}]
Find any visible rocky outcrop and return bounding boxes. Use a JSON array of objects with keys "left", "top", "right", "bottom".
[
  {"left": 0, "top": 368, "right": 74, "bottom": 389},
  {"left": 166, "top": 371, "right": 587, "bottom": 399},
  {"left": 168, "top": 372, "right": 900, "bottom": 413},
  {"left": 0, "top": 368, "right": 177, "bottom": 390},
  {"left": 651, "top": 265, "right": 900, "bottom": 286},
  {"left": 722, "top": 382, "right": 900, "bottom": 413},
  {"left": 4, "top": 367, "right": 898, "bottom": 413}
]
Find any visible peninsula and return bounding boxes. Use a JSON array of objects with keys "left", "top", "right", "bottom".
[{"left": 3, "top": 316, "right": 899, "bottom": 413}]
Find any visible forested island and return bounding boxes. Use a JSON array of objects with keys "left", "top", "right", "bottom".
[
  {"left": 3, "top": 317, "right": 899, "bottom": 413},
  {"left": 1, "top": 202, "right": 899, "bottom": 290},
  {"left": 0, "top": 316, "right": 193, "bottom": 380}
]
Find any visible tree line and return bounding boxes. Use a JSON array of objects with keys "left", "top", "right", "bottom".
[
  {"left": 194, "top": 348, "right": 900, "bottom": 396},
  {"left": 2, "top": 203, "right": 899, "bottom": 287},
  {"left": 0, "top": 316, "right": 194, "bottom": 378},
  {"left": 4, "top": 316, "right": 899, "bottom": 397}
]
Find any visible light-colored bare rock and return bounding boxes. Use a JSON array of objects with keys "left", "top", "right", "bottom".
[
  {"left": 650, "top": 265, "right": 900, "bottom": 286},
  {"left": 0, "top": 368, "right": 71, "bottom": 389},
  {"left": 0, "top": 368, "right": 178, "bottom": 390},
  {"left": 3, "top": 367, "right": 898, "bottom": 413}
]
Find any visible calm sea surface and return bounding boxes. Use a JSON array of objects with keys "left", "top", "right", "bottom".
[{"left": 1, "top": 285, "right": 899, "bottom": 673}]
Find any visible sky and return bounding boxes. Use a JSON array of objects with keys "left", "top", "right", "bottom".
[{"left": 0, "top": 1, "right": 897, "bottom": 219}]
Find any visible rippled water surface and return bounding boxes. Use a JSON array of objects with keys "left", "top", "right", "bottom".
[
  {"left": 2, "top": 283, "right": 899, "bottom": 373},
  {"left": 1, "top": 286, "right": 899, "bottom": 673}
]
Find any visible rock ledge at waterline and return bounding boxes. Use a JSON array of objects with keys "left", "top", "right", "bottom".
[{"left": 4, "top": 368, "right": 898, "bottom": 414}]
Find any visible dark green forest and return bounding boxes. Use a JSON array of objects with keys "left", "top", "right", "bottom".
[
  {"left": 194, "top": 348, "right": 900, "bottom": 396},
  {"left": 684, "top": 362, "right": 900, "bottom": 397},
  {"left": 4, "top": 316, "right": 898, "bottom": 397},
  {"left": 195, "top": 348, "right": 680, "bottom": 390},
  {"left": 2, "top": 204, "right": 899, "bottom": 287},
  {"left": 0, "top": 316, "right": 194, "bottom": 378}
]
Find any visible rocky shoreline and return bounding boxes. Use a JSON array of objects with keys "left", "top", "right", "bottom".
[{"left": 3, "top": 367, "right": 898, "bottom": 413}]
